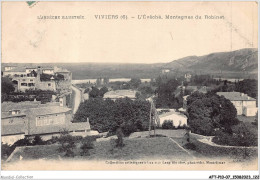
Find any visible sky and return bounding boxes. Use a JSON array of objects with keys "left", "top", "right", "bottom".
[{"left": 1, "top": 1, "right": 258, "bottom": 64}]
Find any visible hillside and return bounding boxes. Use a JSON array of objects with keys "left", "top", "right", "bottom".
[
  {"left": 2, "top": 48, "right": 258, "bottom": 80},
  {"left": 164, "top": 48, "right": 258, "bottom": 76}
]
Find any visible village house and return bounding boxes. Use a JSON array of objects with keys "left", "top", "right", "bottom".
[
  {"left": 1, "top": 101, "right": 91, "bottom": 145},
  {"left": 158, "top": 109, "right": 187, "bottom": 128},
  {"left": 216, "top": 92, "right": 258, "bottom": 117},
  {"left": 161, "top": 68, "right": 171, "bottom": 74},
  {"left": 103, "top": 90, "right": 137, "bottom": 100},
  {"left": 184, "top": 73, "right": 192, "bottom": 82},
  {"left": 3, "top": 66, "right": 72, "bottom": 92}
]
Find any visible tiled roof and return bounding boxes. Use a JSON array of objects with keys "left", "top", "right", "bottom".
[
  {"left": 1, "top": 112, "right": 26, "bottom": 119},
  {"left": 54, "top": 66, "right": 70, "bottom": 73},
  {"left": 2, "top": 101, "right": 41, "bottom": 112},
  {"left": 104, "top": 90, "right": 137, "bottom": 99},
  {"left": 217, "top": 92, "right": 256, "bottom": 101},
  {"left": 1, "top": 124, "right": 26, "bottom": 135},
  {"left": 69, "top": 122, "right": 91, "bottom": 131},
  {"left": 28, "top": 122, "right": 90, "bottom": 135},
  {"left": 5, "top": 67, "right": 26, "bottom": 72},
  {"left": 27, "top": 106, "right": 71, "bottom": 116}
]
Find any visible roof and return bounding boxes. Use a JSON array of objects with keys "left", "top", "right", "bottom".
[
  {"left": 5, "top": 67, "right": 26, "bottom": 72},
  {"left": 1, "top": 124, "right": 26, "bottom": 136},
  {"left": 42, "top": 67, "right": 54, "bottom": 70},
  {"left": 217, "top": 92, "right": 256, "bottom": 101},
  {"left": 1, "top": 112, "right": 26, "bottom": 119},
  {"left": 54, "top": 66, "right": 70, "bottom": 73},
  {"left": 2, "top": 101, "right": 42, "bottom": 112},
  {"left": 103, "top": 90, "right": 137, "bottom": 99},
  {"left": 27, "top": 106, "right": 71, "bottom": 116}
]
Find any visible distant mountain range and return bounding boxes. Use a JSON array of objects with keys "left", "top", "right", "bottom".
[
  {"left": 164, "top": 48, "right": 258, "bottom": 75},
  {"left": 2, "top": 48, "right": 258, "bottom": 80}
]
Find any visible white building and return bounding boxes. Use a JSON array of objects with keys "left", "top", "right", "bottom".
[
  {"left": 217, "top": 92, "right": 258, "bottom": 117},
  {"left": 158, "top": 110, "right": 187, "bottom": 127}
]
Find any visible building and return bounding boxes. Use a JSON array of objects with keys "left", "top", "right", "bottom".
[
  {"left": 3, "top": 67, "right": 27, "bottom": 77},
  {"left": 161, "top": 69, "right": 171, "bottom": 74},
  {"left": 103, "top": 90, "right": 137, "bottom": 100},
  {"left": 217, "top": 92, "right": 258, "bottom": 116},
  {"left": 158, "top": 110, "right": 187, "bottom": 127},
  {"left": 1, "top": 101, "right": 91, "bottom": 145},
  {"left": 184, "top": 73, "right": 192, "bottom": 82},
  {"left": 3, "top": 65, "right": 72, "bottom": 92}
]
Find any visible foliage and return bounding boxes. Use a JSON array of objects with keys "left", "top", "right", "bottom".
[
  {"left": 89, "top": 86, "right": 108, "bottom": 98},
  {"left": 129, "top": 78, "right": 141, "bottom": 89},
  {"left": 2, "top": 77, "right": 15, "bottom": 94},
  {"left": 3, "top": 89, "right": 55, "bottom": 103},
  {"left": 212, "top": 123, "right": 257, "bottom": 147},
  {"left": 154, "top": 76, "right": 181, "bottom": 108},
  {"left": 74, "top": 98, "right": 150, "bottom": 136},
  {"left": 235, "top": 79, "right": 257, "bottom": 98},
  {"left": 136, "top": 85, "right": 154, "bottom": 99},
  {"left": 32, "top": 135, "right": 45, "bottom": 145},
  {"left": 187, "top": 92, "right": 239, "bottom": 136},
  {"left": 80, "top": 137, "right": 95, "bottom": 156},
  {"left": 57, "top": 134, "right": 76, "bottom": 157},
  {"left": 162, "top": 120, "right": 174, "bottom": 129},
  {"left": 1, "top": 143, "right": 13, "bottom": 160},
  {"left": 189, "top": 75, "right": 220, "bottom": 86},
  {"left": 40, "top": 73, "right": 64, "bottom": 81}
]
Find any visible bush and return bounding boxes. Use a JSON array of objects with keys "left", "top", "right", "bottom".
[
  {"left": 80, "top": 137, "right": 95, "bottom": 156},
  {"left": 212, "top": 123, "right": 257, "bottom": 147},
  {"left": 32, "top": 135, "right": 45, "bottom": 145},
  {"left": 183, "top": 142, "right": 196, "bottom": 150},
  {"left": 1, "top": 143, "right": 13, "bottom": 160},
  {"left": 58, "top": 134, "right": 76, "bottom": 157},
  {"left": 162, "top": 120, "right": 174, "bottom": 129},
  {"left": 74, "top": 98, "right": 150, "bottom": 136}
]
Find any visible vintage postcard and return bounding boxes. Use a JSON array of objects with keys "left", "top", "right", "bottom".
[{"left": 0, "top": 0, "right": 258, "bottom": 177}]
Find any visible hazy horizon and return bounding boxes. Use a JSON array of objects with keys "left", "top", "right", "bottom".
[{"left": 2, "top": 47, "right": 257, "bottom": 64}]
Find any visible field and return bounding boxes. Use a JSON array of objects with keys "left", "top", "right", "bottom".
[{"left": 5, "top": 136, "right": 193, "bottom": 163}]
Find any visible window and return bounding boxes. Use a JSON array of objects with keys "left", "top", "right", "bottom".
[
  {"left": 28, "top": 83, "right": 35, "bottom": 87},
  {"left": 30, "top": 79, "right": 33, "bottom": 82},
  {"left": 21, "top": 83, "right": 27, "bottom": 86},
  {"left": 48, "top": 83, "right": 51, "bottom": 87}
]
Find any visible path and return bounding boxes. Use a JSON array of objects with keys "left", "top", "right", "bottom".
[{"left": 71, "top": 85, "right": 82, "bottom": 114}]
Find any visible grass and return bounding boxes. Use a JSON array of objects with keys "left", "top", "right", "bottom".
[
  {"left": 86, "top": 137, "right": 192, "bottom": 160},
  {"left": 8, "top": 144, "right": 60, "bottom": 162},
  {"left": 7, "top": 137, "right": 192, "bottom": 162}
]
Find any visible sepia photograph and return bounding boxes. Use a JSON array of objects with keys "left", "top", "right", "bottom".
[{"left": 0, "top": 1, "right": 259, "bottom": 178}]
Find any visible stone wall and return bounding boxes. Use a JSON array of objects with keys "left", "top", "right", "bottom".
[{"left": 189, "top": 133, "right": 258, "bottom": 159}]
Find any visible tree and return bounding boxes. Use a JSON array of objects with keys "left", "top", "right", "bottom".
[
  {"left": 99, "top": 86, "right": 108, "bottom": 97},
  {"left": 89, "top": 87, "right": 100, "bottom": 98},
  {"left": 73, "top": 98, "right": 150, "bottom": 135},
  {"left": 58, "top": 134, "right": 76, "bottom": 157},
  {"left": 187, "top": 92, "right": 239, "bottom": 136},
  {"left": 32, "top": 135, "right": 45, "bottom": 145},
  {"left": 155, "top": 78, "right": 181, "bottom": 108},
  {"left": 2, "top": 77, "right": 15, "bottom": 94},
  {"left": 235, "top": 79, "right": 257, "bottom": 98},
  {"left": 129, "top": 78, "right": 141, "bottom": 89}
]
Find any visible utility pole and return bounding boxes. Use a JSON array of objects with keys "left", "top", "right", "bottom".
[{"left": 149, "top": 100, "right": 152, "bottom": 137}]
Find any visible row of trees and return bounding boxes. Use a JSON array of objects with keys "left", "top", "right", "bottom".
[
  {"left": 85, "top": 86, "right": 108, "bottom": 98},
  {"left": 73, "top": 98, "right": 150, "bottom": 136},
  {"left": 211, "top": 79, "right": 257, "bottom": 99}
]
